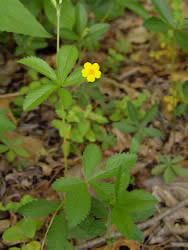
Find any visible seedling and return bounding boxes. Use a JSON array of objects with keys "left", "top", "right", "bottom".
[
  {"left": 152, "top": 154, "right": 188, "bottom": 184},
  {"left": 113, "top": 101, "right": 163, "bottom": 153}
]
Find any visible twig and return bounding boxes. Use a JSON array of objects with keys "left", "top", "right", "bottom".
[
  {"left": 76, "top": 197, "right": 188, "bottom": 250},
  {"left": 0, "top": 92, "right": 20, "bottom": 98},
  {"left": 118, "top": 67, "right": 140, "bottom": 81}
]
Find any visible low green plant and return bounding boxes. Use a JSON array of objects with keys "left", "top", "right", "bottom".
[
  {"left": 0, "top": 109, "right": 28, "bottom": 162},
  {"left": 103, "top": 48, "right": 124, "bottom": 74},
  {"left": 152, "top": 154, "right": 188, "bottom": 184},
  {"left": 3, "top": 144, "right": 157, "bottom": 249},
  {"left": 113, "top": 101, "right": 163, "bottom": 153}
]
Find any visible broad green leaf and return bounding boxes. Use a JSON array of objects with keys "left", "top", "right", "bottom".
[
  {"left": 120, "top": 190, "right": 157, "bottom": 222},
  {"left": 83, "top": 144, "right": 101, "bottom": 179},
  {"left": 112, "top": 121, "right": 137, "bottom": 133},
  {"left": 143, "top": 127, "right": 163, "bottom": 137},
  {"left": 172, "top": 165, "right": 188, "bottom": 177},
  {"left": 130, "top": 133, "right": 142, "bottom": 153},
  {"left": 87, "top": 24, "right": 109, "bottom": 41},
  {"left": 57, "top": 45, "right": 78, "bottom": 84},
  {"left": 0, "top": 0, "right": 51, "bottom": 37},
  {"left": 23, "top": 84, "right": 57, "bottom": 111},
  {"left": 18, "top": 57, "right": 57, "bottom": 81},
  {"left": 143, "top": 17, "right": 170, "bottom": 33},
  {"left": 75, "top": 3, "right": 88, "bottom": 34},
  {"left": 112, "top": 206, "right": 134, "bottom": 239},
  {"left": 90, "top": 198, "right": 108, "bottom": 219},
  {"left": 14, "top": 147, "right": 29, "bottom": 158},
  {"left": 58, "top": 88, "right": 72, "bottom": 109},
  {"left": 63, "top": 68, "right": 85, "bottom": 87},
  {"left": 106, "top": 153, "right": 137, "bottom": 170},
  {"left": 90, "top": 182, "right": 115, "bottom": 203},
  {"left": 61, "top": 28, "right": 79, "bottom": 41},
  {"left": 52, "top": 177, "right": 83, "bottom": 192},
  {"left": 0, "top": 144, "right": 9, "bottom": 153},
  {"left": 133, "top": 226, "right": 144, "bottom": 243},
  {"left": 164, "top": 166, "right": 175, "bottom": 184},
  {"left": 141, "top": 104, "right": 158, "bottom": 126},
  {"left": 20, "top": 0, "right": 42, "bottom": 17},
  {"left": 3, "top": 218, "right": 40, "bottom": 242},
  {"left": 115, "top": 167, "right": 130, "bottom": 201},
  {"left": 0, "top": 114, "right": 16, "bottom": 132},
  {"left": 44, "top": 0, "right": 75, "bottom": 30},
  {"left": 127, "top": 101, "right": 139, "bottom": 126},
  {"left": 175, "top": 30, "right": 188, "bottom": 51},
  {"left": 151, "top": 164, "right": 166, "bottom": 175},
  {"left": 69, "top": 216, "right": 106, "bottom": 240},
  {"left": 120, "top": 0, "right": 149, "bottom": 20},
  {"left": 18, "top": 200, "right": 60, "bottom": 218},
  {"left": 66, "top": 183, "right": 91, "bottom": 228},
  {"left": 151, "top": 0, "right": 174, "bottom": 27},
  {"left": 47, "top": 211, "right": 68, "bottom": 250},
  {"left": 22, "top": 241, "right": 40, "bottom": 250}
]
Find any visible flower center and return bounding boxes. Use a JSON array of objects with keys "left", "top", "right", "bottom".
[{"left": 89, "top": 69, "right": 95, "bottom": 75}]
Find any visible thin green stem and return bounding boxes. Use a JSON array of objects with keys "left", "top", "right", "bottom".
[
  {"left": 56, "top": 5, "right": 61, "bottom": 53},
  {"left": 106, "top": 209, "right": 112, "bottom": 250}
]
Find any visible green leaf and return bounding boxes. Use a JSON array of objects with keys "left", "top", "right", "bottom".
[
  {"left": 164, "top": 167, "right": 175, "bottom": 184},
  {"left": 23, "top": 84, "right": 57, "bottom": 111},
  {"left": 14, "top": 147, "right": 29, "bottom": 158},
  {"left": 130, "top": 133, "right": 142, "bottom": 153},
  {"left": 87, "top": 24, "right": 109, "bottom": 41},
  {"left": 57, "top": 45, "right": 78, "bottom": 84},
  {"left": 58, "top": 88, "right": 72, "bottom": 109},
  {"left": 171, "top": 165, "right": 188, "bottom": 177},
  {"left": 69, "top": 216, "right": 106, "bottom": 240},
  {"left": 75, "top": 3, "right": 88, "bottom": 34},
  {"left": 143, "top": 127, "right": 163, "bottom": 137},
  {"left": 90, "top": 198, "right": 108, "bottom": 219},
  {"left": 133, "top": 226, "right": 144, "bottom": 243},
  {"left": 47, "top": 211, "right": 68, "bottom": 250},
  {"left": 120, "top": 0, "right": 149, "bottom": 20},
  {"left": 6, "top": 150, "right": 15, "bottom": 162},
  {"left": 127, "top": 101, "right": 139, "bottom": 126},
  {"left": 22, "top": 241, "right": 40, "bottom": 250},
  {"left": 3, "top": 218, "right": 40, "bottom": 242},
  {"left": 151, "top": 164, "right": 166, "bottom": 175},
  {"left": 151, "top": 0, "right": 174, "bottom": 27},
  {"left": 52, "top": 177, "right": 83, "bottom": 192},
  {"left": 174, "top": 30, "right": 188, "bottom": 51},
  {"left": 18, "top": 200, "right": 60, "bottom": 218},
  {"left": 61, "top": 28, "right": 79, "bottom": 41},
  {"left": 63, "top": 68, "right": 85, "bottom": 87},
  {"left": 141, "top": 104, "right": 158, "bottom": 126},
  {"left": 120, "top": 190, "right": 157, "bottom": 222},
  {"left": 44, "top": 0, "right": 75, "bottom": 30},
  {"left": 18, "top": 57, "right": 57, "bottom": 81},
  {"left": 115, "top": 167, "right": 130, "bottom": 201},
  {"left": 0, "top": 144, "right": 8, "bottom": 153},
  {"left": 66, "top": 183, "right": 91, "bottom": 228},
  {"left": 0, "top": 0, "right": 51, "bottom": 37},
  {"left": 143, "top": 17, "right": 170, "bottom": 33},
  {"left": 90, "top": 182, "right": 115, "bottom": 203},
  {"left": 112, "top": 121, "right": 137, "bottom": 133},
  {"left": 83, "top": 144, "right": 101, "bottom": 179},
  {"left": 0, "top": 114, "right": 16, "bottom": 132},
  {"left": 112, "top": 206, "right": 134, "bottom": 239}
]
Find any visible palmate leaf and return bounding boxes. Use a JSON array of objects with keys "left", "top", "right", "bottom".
[
  {"left": 63, "top": 68, "right": 85, "bottom": 87},
  {"left": 130, "top": 133, "right": 142, "bottom": 154},
  {"left": 127, "top": 101, "right": 139, "bottom": 126},
  {"left": 86, "top": 24, "right": 109, "bottom": 41},
  {"left": 111, "top": 206, "right": 134, "bottom": 239},
  {"left": 164, "top": 166, "right": 175, "bottom": 184},
  {"left": 120, "top": 190, "right": 157, "bottom": 222},
  {"left": 151, "top": 164, "right": 166, "bottom": 175},
  {"left": 141, "top": 104, "right": 158, "bottom": 127},
  {"left": 143, "top": 17, "right": 170, "bottom": 33},
  {"left": 90, "top": 182, "right": 115, "bottom": 203},
  {"left": 115, "top": 167, "right": 130, "bottom": 201},
  {"left": 56, "top": 45, "right": 78, "bottom": 84},
  {"left": 0, "top": 0, "right": 51, "bottom": 37},
  {"left": 112, "top": 121, "right": 137, "bottom": 133},
  {"left": 18, "top": 200, "right": 60, "bottom": 218},
  {"left": 58, "top": 88, "right": 72, "bottom": 109},
  {"left": 171, "top": 165, "right": 188, "bottom": 177},
  {"left": 66, "top": 183, "right": 91, "bottom": 228},
  {"left": 75, "top": 2, "right": 88, "bottom": 34},
  {"left": 0, "top": 113, "right": 16, "bottom": 132},
  {"left": 143, "top": 127, "right": 163, "bottom": 137},
  {"left": 83, "top": 144, "right": 101, "bottom": 179},
  {"left": 47, "top": 211, "right": 68, "bottom": 250},
  {"left": 151, "top": 0, "right": 174, "bottom": 27},
  {"left": 174, "top": 29, "right": 188, "bottom": 51},
  {"left": 18, "top": 57, "right": 57, "bottom": 81},
  {"left": 23, "top": 83, "right": 57, "bottom": 111}
]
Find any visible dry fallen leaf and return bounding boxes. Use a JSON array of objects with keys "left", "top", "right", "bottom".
[{"left": 93, "top": 239, "right": 140, "bottom": 250}]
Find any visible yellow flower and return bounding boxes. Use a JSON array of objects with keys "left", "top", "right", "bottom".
[
  {"left": 82, "top": 62, "right": 101, "bottom": 82},
  {"left": 163, "top": 95, "right": 178, "bottom": 111}
]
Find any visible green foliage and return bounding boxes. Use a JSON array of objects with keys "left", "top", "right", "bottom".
[
  {"left": 0, "top": 0, "right": 50, "bottom": 37},
  {"left": 0, "top": 109, "right": 16, "bottom": 132},
  {"left": 113, "top": 102, "right": 163, "bottom": 153},
  {"left": 103, "top": 48, "right": 124, "bottom": 74},
  {"left": 152, "top": 154, "right": 188, "bottom": 184}
]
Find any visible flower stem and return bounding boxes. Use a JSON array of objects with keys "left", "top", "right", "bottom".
[{"left": 56, "top": 5, "right": 61, "bottom": 53}]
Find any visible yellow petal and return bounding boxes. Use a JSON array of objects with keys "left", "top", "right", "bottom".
[
  {"left": 163, "top": 96, "right": 171, "bottom": 102},
  {"left": 92, "top": 63, "right": 100, "bottom": 71},
  {"left": 84, "top": 62, "right": 92, "bottom": 70},
  {"left": 95, "top": 70, "right": 101, "bottom": 79},
  {"left": 87, "top": 75, "right": 95, "bottom": 82},
  {"left": 82, "top": 69, "right": 88, "bottom": 77},
  {"left": 167, "top": 104, "right": 172, "bottom": 111}
]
